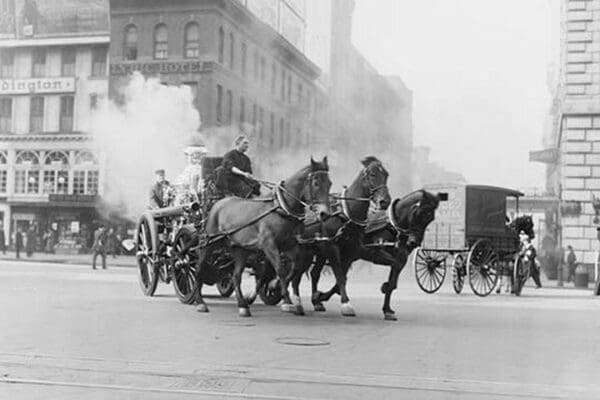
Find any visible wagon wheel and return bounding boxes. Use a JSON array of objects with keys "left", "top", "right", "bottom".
[
  {"left": 136, "top": 214, "right": 159, "bottom": 297},
  {"left": 452, "top": 254, "right": 466, "bottom": 294},
  {"left": 466, "top": 239, "right": 499, "bottom": 297},
  {"left": 172, "top": 226, "right": 199, "bottom": 304},
  {"left": 216, "top": 274, "right": 235, "bottom": 297},
  {"left": 413, "top": 247, "right": 447, "bottom": 294},
  {"left": 512, "top": 254, "right": 531, "bottom": 297},
  {"left": 259, "top": 278, "right": 282, "bottom": 306}
]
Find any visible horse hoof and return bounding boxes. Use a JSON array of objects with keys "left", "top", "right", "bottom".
[
  {"left": 384, "top": 312, "right": 397, "bottom": 321},
  {"left": 295, "top": 305, "right": 305, "bottom": 316},
  {"left": 341, "top": 303, "right": 356, "bottom": 317},
  {"left": 312, "top": 291, "right": 323, "bottom": 303},
  {"left": 238, "top": 307, "right": 252, "bottom": 317},
  {"left": 313, "top": 303, "right": 326, "bottom": 312},
  {"left": 281, "top": 303, "right": 296, "bottom": 313},
  {"left": 196, "top": 304, "right": 209, "bottom": 313},
  {"left": 244, "top": 296, "right": 256, "bottom": 305}
]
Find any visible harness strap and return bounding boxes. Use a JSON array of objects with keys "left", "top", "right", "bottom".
[
  {"left": 206, "top": 205, "right": 280, "bottom": 244},
  {"left": 341, "top": 188, "right": 368, "bottom": 227},
  {"left": 276, "top": 185, "right": 306, "bottom": 220}
]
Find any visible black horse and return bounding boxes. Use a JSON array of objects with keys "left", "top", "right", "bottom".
[
  {"left": 290, "top": 157, "right": 391, "bottom": 317},
  {"left": 310, "top": 189, "right": 441, "bottom": 320}
]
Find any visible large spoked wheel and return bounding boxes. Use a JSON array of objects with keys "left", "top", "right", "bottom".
[
  {"left": 216, "top": 274, "right": 235, "bottom": 297},
  {"left": 466, "top": 239, "right": 499, "bottom": 297},
  {"left": 452, "top": 254, "right": 466, "bottom": 294},
  {"left": 413, "top": 248, "right": 447, "bottom": 294},
  {"left": 259, "top": 278, "right": 283, "bottom": 306},
  {"left": 136, "top": 214, "right": 159, "bottom": 297},
  {"left": 172, "top": 226, "right": 199, "bottom": 304},
  {"left": 512, "top": 254, "right": 531, "bottom": 297}
]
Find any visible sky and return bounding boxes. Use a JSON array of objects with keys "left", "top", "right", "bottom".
[{"left": 352, "top": 0, "right": 560, "bottom": 190}]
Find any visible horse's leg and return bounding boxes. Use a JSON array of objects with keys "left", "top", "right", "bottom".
[
  {"left": 260, "top": 236, "right": 295, "bottom": 313},
  {"left": 244, "top": 260, "right": 264, "bottom": 305},
  {"left": 290, "top": 247, "right": 313, "bottom": 316},
  {"left": 231, "top": 248, "right": 251, "bottom": 317},
  {"left": 310, "top": 253, "right": 328, "bottom": 311},
  {"left": 323, "top": 245, "right": 353, "bottom": 317},
  {"left": 195, "top": 247, "right": 209, "bottom": 313}
]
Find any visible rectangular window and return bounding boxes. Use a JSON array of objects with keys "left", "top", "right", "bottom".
[
  {"left": 0, "top": 50, "right": 13, "bottom": 78},
  {"left": 0, "top": 170, "right": 6, "bottom": 193},
  {"left": 216, "top": 84, "right": 223, "bottom": 123},
  {"left": 57, "top": 171, "right": 68, "bottom": 194},
  {"left": 297, "top": 83, "right": 303, "bottom": 105},
  {"left": 218, "top": 28, "right": 224, "bottom": 63},
  {"left": 253, "top": 52, "right": 259, "bottom": 80},
  {"left": 271, "top": 63, "right": 276, "bottom": 94},
  {"left": 286, "top": 121, "right": 291, "bottom": 147},
  {"left": 43, "top": 170, "right": 55, "bottom": 194},
  {"left": 61, "top": 47, "right": 76, "bottom": 76},
  {"left": 227, "top": 90, "right": 233, "bottom": 123},
  {"left": 287, "top": 75, "right": 292, "bottom": 103},
  {"left": 239, "top": 97, "right": 245, "bottom": 124},
  {"left": 0, "top": 98, "right": 12, "bottom": 133},
  {"left": 73, "top": 171, "right": 85, "bottom": 194},
  {"left": 241, "top": 43, "right": 247, "bottom": 77},
  {"left": 60, "top": 95, "right": 74, "bottom": 132},
  {"left": 90, "top": 93, "right": 98, "bottom": 110},
  {"left": 14, "top": 170, "right": 26, "bottom": 193},
  {"left": 30, "top": 97, "right": 44, "bottom": 133},
  {"left": 87, "top": 171, "right": 99, "bottom": 194},
  {"left": 32, "top": 48, "right": 46, "bottom": 77},
  {"left": 260, "top": 57, "right": 265, "bottom": 86},
  {"left": 281, "top": 69, "right": 285, "bottom": 101},
  {"left": 27, "top": 171, "right": 39, "bottom": 194},
  {"left": 229, "top": 33, "right": 235, "bottom": 69},
  {"left": 91, "top": 47, "right": 107, "bottom": 77},
  {"left": 279, "top": 118, "right": 285, "bottom": 148},
  {"left": 270, "top": 113, "right": 275, "bottom": 147}
]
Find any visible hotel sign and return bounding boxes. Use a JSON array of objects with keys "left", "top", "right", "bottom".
[
  {"left": 0, "top": 78, "right": 76, "bottom": 95},
  {"left": 110, "top": 61, "right": 207, "bottom": 76}
]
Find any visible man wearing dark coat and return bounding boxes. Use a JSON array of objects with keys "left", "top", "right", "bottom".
[
  {"left": 149, "top": 169, "right": 170, "bottom": 208},
  {"left": 92, "top": 226, "right": 107, "bottom": 270},
  {"left": 219, "top": 135, "right": 260, "bottom": 198},
  {"left": 0, "top": 223, "right": 6, "bottom": 255},
  {"left": 15, "top": 229, "right": 23, "bottom": 259},
  {"left": 25, "top": 226, "right": 35, "bottom": 257}
]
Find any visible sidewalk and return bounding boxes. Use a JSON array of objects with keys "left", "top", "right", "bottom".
[{"left": 0, "top": 252, "right": 136, "bottom": 268}]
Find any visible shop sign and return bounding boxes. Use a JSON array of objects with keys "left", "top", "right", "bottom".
[
  {"left": 12, "top": 213, "right": 36, "bottom": 221},
  {"left": 49, "top": 194, "right": 98, "bottom": 203},
  {"left": 71, "top": 221, "right": 80, "bottom": 233},
  {"left": 110, "top": 61, "right": 205, "bottom": 76},
  {"left": 0, "top": 78, "right": 76, "bottom": 95}
]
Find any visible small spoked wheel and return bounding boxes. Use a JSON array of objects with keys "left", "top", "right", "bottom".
[
  {"left": 172, "top": 226, "right": 198, "bottom": 304},
  {"left": 136, "top": 214, "right": 158, "bottom": 297},
  {"left": 216, "top": 275, "right": 235, "bottom": 298},
  {"left": 259, "top": 278, "right": 282, "bottom": 306},
  {"left": 466, "top": 239, "right": 499, "bottom": 297},
  {"left": 413, "top": 247, "right": 447, "bottom": 294},
  {"left": 512, "top": 255, "right": 531, "bottom": 297},
  {"left": 452, "top": 254, "right": 466, "bottom": 294}
]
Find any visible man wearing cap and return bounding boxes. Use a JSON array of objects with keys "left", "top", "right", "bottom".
[
  {"left": 220, "top": 135, "right": 260, "bottom": 198},
  {"left": 149, "top": 169, "right": 170, "bottom": 209}
]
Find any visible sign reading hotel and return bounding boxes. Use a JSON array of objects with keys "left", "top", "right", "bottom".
[
  {"left": 0, "top": 77, "right": 76, "bottom": 95},
  {"left": 110, "top": 61, "right": 206, "bottom": 75}
]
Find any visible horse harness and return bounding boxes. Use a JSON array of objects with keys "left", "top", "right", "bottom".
[{"left": 363, "top": 198, "right": 426, "bottom": 250}]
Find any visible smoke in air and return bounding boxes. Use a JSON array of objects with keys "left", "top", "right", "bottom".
[{"left": 90, "top": 72, "right": 200, "bottom": 218}]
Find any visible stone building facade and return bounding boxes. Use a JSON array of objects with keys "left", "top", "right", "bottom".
[{"left": 555, "top": 0, "right": 600, "bottom": 264}]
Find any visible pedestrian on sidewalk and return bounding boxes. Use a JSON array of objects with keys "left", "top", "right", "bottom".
[
  {"left": 25, "top": 226, "right": 35, "bottom": 257},
  {"left": 92, "top": 226, "right": 107, "bottom": 270},
  {"left": 106, "top": 227, "right": 117, "bottom": 259},
  {"left": 15, "top": 229, "right": 23, "bottom": 259},
  {"left": 0, "top": 222, "right": 6, "bottom": 255},
  {"left": 566, "top": 245, "right": 576, "bottom": 283}
]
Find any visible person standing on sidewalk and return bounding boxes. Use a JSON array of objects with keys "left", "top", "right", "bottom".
[
  {"left": 92, "top": 226, "right": 107, "bottom": 270},
  {"left": 25, "top": 226, "right": 35, "bottom": 257},
  {"left": 15, "top": 229, "right": 23, "bottom": 259},
  {"left": 0, "top": 222, "right": 6, "bottom": 255},
  {"left": 106, "top": 227, "right": 117, "bottom": 259},
  {"left": 566, "top": 245, "right": 576, "bottom": 283}
]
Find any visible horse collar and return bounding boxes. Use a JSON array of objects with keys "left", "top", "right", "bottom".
[
  {"left": 276, "top": 185, "right": 305, "bottom": 221},
  {"left": 341, "top": 188, "right": 368, "bottom": 227}
]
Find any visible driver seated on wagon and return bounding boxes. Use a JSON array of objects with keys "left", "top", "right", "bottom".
[{"left": 216, "top": 134, "right": 260, "bottom": 198}]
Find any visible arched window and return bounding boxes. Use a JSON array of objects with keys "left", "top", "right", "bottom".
[
  {"left": 43, "top": 151, "right": 69, "bottom": 194},
  {"left": 218, "top": 27, "right": 224, "bottom": 63},
  {"left": 0, "top": 152, "right": 7, "bottom": 193},
  {"left": 74, "top": 151, "right": 99, "bottom": 195},
  {"left": 123, "top": 24, "right": 138, "bottom": 61},
  {"left": 184, "top": 22, "right": 199, "bottom": 58},
  {"left": 154, "top": 24, "right": 168, "bottom": 60},
  {"left": 15, "top": 151, "right": 40, "bottom": 194}
]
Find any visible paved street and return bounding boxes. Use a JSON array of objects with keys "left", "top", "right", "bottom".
[{"left": 1, "top": 259, "right": 600, "bottom": 400}]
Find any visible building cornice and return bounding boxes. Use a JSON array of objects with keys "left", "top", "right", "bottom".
[
  {"left": 0, "top": 133, "right": 93, "bottom": 142},
  {"left": 0, "top": 35, "right": 110, "bottom": 48}
]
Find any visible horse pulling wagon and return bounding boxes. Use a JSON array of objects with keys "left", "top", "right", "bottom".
[
  {"left": 135, "top": 156, "right": 282, "bottom": 306},
  {"left": 412, "top": 184, "right": 534, "bottom": 297}
]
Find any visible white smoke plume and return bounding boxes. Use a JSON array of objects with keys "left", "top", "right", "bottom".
[{"left": 91, "top": 72, "right": 200, "bottom": 218}]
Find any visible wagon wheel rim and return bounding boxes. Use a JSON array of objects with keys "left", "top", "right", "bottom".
[
  {"left": 172, "top": 230, "right": 198, "bottom": 303},
  {"left": 414, "top": 248, "right": 447, "bottom": 294},
  {"left": 467, "top": 240, "right": 499, "bottom": 297},
  {"left": 137, "top": 220, "right": 155, "bottom": 290},
  {"left": 452, "top": 254, "right": 465, "bottom": 294}
]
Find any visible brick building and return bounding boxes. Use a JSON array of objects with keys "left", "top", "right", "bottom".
[
  {"left": 0, "top": 0, "right": 109, "bottom": 252},
  {"left": 547, "top": 0, "right": 600, "bottom": 265},
  {"left": 109, "top": 0, "right": 321, "bottom": 163}
]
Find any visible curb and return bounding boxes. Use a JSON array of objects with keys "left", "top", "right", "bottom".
[{"left": 0, "top": 257, "right": 135, "bottom": 269}]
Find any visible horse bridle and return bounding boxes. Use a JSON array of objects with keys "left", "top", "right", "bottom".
[
  {"left": 362, "top": 164, "right": 388, "bottom": 197},
  {"left": 276, "top": 170, "right": 330, "bottom": 220}
]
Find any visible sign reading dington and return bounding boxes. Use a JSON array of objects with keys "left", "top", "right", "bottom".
[
  {"left": 0, "top": 77, "right": 76, "bottom": 95},
  {"left": 110, "top": 61, "right": 208, "bottom": 75}
]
